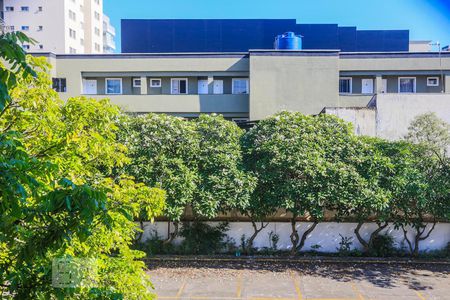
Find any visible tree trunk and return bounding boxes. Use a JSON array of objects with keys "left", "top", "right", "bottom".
[
  {"left": 135, "top": 220, "right": 145, "bottom": 243},
  {"left": 401, "top": 225, "right": 414, "bottom": 255},
  {"left": 354, "top": 222, "right": 369, "bottom": 252},
  {"left": 163, "top": 221, "right": 179, "bottom": 244},
  {"left": 290, "top": 217, "right": 299, "bottom": 255},
  {"left": 297, "top": 221, "right": 318, "bottom": 252},
  {"left": 246, "top": 221, "right": 268, "bottom": 254},
  {"left": 401, "top": 221, "right": 436, "bottom": 257},
  {"left": 354, "top": 221, "right": 388, "bottom": 254}
]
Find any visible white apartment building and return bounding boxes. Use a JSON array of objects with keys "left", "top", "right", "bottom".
[
  {"left": 0, "top": 0, "right": 115, "bottom": 54},
  {"left": 102, "top": 14, "right": 115, "bottom": 53}
]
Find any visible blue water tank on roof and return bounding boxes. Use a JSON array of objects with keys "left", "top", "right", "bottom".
[{"left": 274, "top": 32, "right": 302, "bottom": 50}]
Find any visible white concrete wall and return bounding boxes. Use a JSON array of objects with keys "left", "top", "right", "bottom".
[
  {"left": 375, "top": 93, "right": 450, "bottom": 140},
  {"left": 324, "top": 107, "right": 376, "bottom": 136},
  {"left": 324, "top": 94, "right": 450, "bottom": 140},
  {"left": 141, "top": 221, "right": 450, "bottom": 253}
]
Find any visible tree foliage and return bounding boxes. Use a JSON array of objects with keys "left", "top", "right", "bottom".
[
  {"left": 122, "top": 113, "right": 255, "bottom": 240},
  {"left": 242, "top": 112, "right": 369, "bottom": 253},
  {"left": 406, "top": 112, "right": 450, "bottom": 160},
  {"left": 1, "top": 41, "right": 165, "bottom": 298},
  {"left": 0, "top": 31, "right": 36, "bottom": 110},
  {"left": 192, "top": 114, "right": 255, "bottom": 218},
  {"left": 121, "top": 113, "right": 198, "bottom": 224},
  {"left": 389, "top": 113, "right": 450, "bottom": 256},
  {"left": 335, "top": 136, "right": 393, "bottom": 253}
]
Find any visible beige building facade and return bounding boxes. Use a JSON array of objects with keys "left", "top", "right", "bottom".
[
  {"left": 1, "top": 0, "right": 114, "bottom": 54},
  {"left": 36, "top": 50, "right": 450, "bottom": 127}
]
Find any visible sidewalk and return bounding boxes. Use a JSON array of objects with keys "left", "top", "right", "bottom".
[{"left": 147, "top": 257, "right": 450, "bottom": 300}]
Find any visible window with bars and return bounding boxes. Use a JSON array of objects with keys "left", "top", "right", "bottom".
[
  {"left": 52, "top": 78, "right": 67, "bottom": 92},
  {"left": 69, "top": 10, "right": 76, "bottom": 21},
  {"left": 398, "top": 77, "right": 416, "bottom": 93},
  {"left": 69, "top": 29, "right": 76, "bottom": 39},
  {"left": 339, "top": 78, "right": 352, "bottom": 93}
]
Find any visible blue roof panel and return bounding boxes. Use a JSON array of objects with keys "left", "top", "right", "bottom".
[{"left": 121, "top": 19, "right": 409, "bottom": 53}]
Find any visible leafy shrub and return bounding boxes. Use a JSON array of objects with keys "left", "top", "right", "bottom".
[
  {"left": 268, "top": 231, "right": 280, "bottom": 251},
  {"left": 370, "top": 233, "right": 396, "bottom": 257},
  {"left": 179, "top": 222, "right": 230, "bottom": 254},
  {"left": 134, "top": 230, "right": 176, "bottom": 255},
  {"left": 337, "top": 234, "right": 353, "bottom": 256},
  {"left": 310, "top": 244, "right": 322, "bottom": 253}
]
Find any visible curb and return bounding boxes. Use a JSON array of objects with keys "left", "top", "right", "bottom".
[{"left": 145, "top": 255, "right": 450, "bottom": 265}]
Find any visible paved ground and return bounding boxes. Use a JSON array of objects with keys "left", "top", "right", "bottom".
[{"left": 147, "top": 259, "right": 450, "bottom": 300}]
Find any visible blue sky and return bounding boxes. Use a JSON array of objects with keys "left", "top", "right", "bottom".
[{"left": 104, "top": 0, "right": 450, "bottom": 52}]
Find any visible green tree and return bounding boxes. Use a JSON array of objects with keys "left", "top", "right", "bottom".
[
  {"left": 192, "top": 114, "right": 255, "bottom": 218},
  {"left": 242, "top": 112, "right": 362, "bottom": 254},
  {"left": 0, "top": 31, "right": 36, "bottom": 109},
  {"left": 123, "top": 114, "right": 255, "bottom": 242},
  {"left": 1, "top": 42, "right": 165, "bottom": 298},
  {"left": 335, "top": 136, "right": 393, "bottom": 254},
  {"left": 390, "top": 114, "right": 450, "bottom": 256},
  {"left": 406, "top": 112, "right": 450, "bottom": 161},
  {"left": 121, "top": 113, "right": 198, "bottom": 242}
]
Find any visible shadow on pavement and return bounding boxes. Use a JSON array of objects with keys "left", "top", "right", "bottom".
[{"left": 147, "top": 259, "right": 449, "bottom": 290}]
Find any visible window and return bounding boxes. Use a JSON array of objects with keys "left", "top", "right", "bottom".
[
  {"left": 105, "top": 78, "right": 122, "bottom": 94},
  {"left": 80, "top": 38, "right": 84, "bottom": 45},
  {"left": 52, "top": 78, "right": 67, "bottom": 92},
  {"left": 38, "top": 26, "right": 43, "bottom": 31},
  {"left": 133, "top": 78, "right": 141, "bottom": 88},
  {"left": 38, "top": 6, "right": 43, "bottom": 12},
  {"left": 21, "top": 26, "right": 29, "bottom": 31},
  {"left": 232, "top": 78, "right": 249, "bottom": 94},
  {"left": 69, "top": 29, "right": 76, "bottom": 39},
  {"left": 94, "top": 43, "right": 100, "bottom": 52},
  {"left": 150, "top": 79, "right": 161, "bottom": 88},
  {"left": 232, "top": 118, "right": 249, "bottom": 124},
  {"left": 94, "top": 12, "right": 100, "bottom": 20},
  {"left": 94, "top": 0, "right": 100, "bottom": 4},
  {"left": 171, "top": 78, "right": 188, "bottom": 94},
  {"left": 5, "top": 7, "right": 14, "bottom": 12},
  {"left": 398, "top": 77, "right": 416, "bottom": 93},
  {"left": 39, "top": 45, "right": 44, "bottom": 49},
  {"left": 94, "top": 27, "right": 100, "bottom": 36},
  {"left": 339, "top": 77, "right": 352, "bottom": 93},
  {"left": 10, "top": 26, "right": 15, "bottom": 31},
  {"left": 21, "top": 6, "right": 29, "bottom": 12},
  {"left": 22, "top": 45, "right": 30, "bottom": 50},
  {"left": 69, "top": 10, "right": 76, "bottom": 21},
  {"left": 427, "top": 77, "right": 439, "bottom": 87},
  {"left": 69, "top": 47, "right": 77, "bottom": 54}
]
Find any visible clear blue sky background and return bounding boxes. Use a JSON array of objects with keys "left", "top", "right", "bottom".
[{"left": 104, "top": 0, "right": 450, "bottom": 53}]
